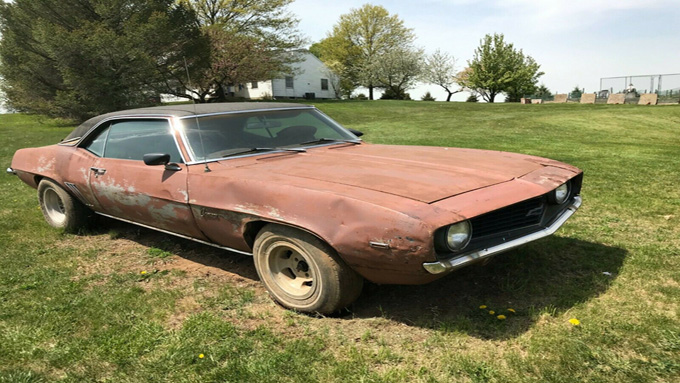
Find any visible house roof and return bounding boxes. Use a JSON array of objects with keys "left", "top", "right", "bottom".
[{"left": 64, "top": 102, "right": 310, "bottom": 142}]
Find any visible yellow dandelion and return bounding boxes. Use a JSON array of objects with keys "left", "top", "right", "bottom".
[
  {"left": 569, "top": 318, "right": 581, "bottom": 326},
  {"left": 479, "top": 305, "right": 487, "bottom": 309},
  {"left": 140, "top": 270, "right": 147, "bottom": 275},
  {"left": 507, "top": 308, "right": 516, "bottom": 313},
  {"left": 198, "top": 353, "right": 205, "bottom": 359},
  {"left": 489, "top": 310, "right": 495, "bottom": 315},
  {"left": 497, "top": 315, "right": 506, "bottom": 320}
]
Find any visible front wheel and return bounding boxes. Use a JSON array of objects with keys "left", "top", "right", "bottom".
[
  {"left": 253, "top": 224, "right": 363, "bottom": 314},
  {"left": 38, "top": 179, "right": 90, "bottom": 233}
]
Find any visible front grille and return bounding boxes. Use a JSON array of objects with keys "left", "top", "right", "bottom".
[{"left": 470, "top": 196, "right": 544, "bottom": 238}]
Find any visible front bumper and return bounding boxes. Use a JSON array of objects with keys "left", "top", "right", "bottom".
[{"left": 422, "top": 196, "right": 582, "bottom": 274}]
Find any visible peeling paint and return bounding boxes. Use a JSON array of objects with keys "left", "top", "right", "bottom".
[{"left": 92, "top": 177, "right": 151, "bottom": 207}]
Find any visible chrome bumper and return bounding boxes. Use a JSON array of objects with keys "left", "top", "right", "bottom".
[
  {"left": 6, "top": 167, "right": 16, "bottom": 175},
  {"left": 423, "top": 196, "right": 582, "bottom": 274}
]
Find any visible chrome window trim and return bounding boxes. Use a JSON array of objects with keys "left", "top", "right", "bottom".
[
  {"left": 76, "top": 116, "right": 187, "bottom": 164},
  {"left": 423, "top": 196, "right": 582, "bottom": 274}
]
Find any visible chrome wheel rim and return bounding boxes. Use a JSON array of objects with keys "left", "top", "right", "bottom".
[
  {"left": 43, "top": 188, "right": 66, "bottom": 225},
  {"left": 267, "top": 241, "right": 316, "bottom": 299}
]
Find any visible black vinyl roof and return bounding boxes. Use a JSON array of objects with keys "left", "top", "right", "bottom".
[{"left": 64, "top": 102, "right": 310, "bottom": 142}]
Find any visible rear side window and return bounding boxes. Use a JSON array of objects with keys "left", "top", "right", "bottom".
[{"left": 103, "top": 120, "right": 182, "bottom": 162}]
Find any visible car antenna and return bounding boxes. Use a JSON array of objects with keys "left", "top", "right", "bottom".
[{"left": 183, "top": 57, "right": 210, "bottom": 173}]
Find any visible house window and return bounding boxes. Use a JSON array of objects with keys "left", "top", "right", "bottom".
[
  {"left": 285, "top": 76, "right": 294, "bottom": 89},
  {"left": 321, "top": 78, "right": 329, "bottom": 91},
  {"left": 251, "top": 82, "right": 258, "bottom": 89}
]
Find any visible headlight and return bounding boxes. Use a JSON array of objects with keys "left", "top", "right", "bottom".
[
  {"left": 552, "top": 182, "right": 570, "bottom": 204},
  {"left": 445, "top": 221, "right": 472, "bottom": 251}
]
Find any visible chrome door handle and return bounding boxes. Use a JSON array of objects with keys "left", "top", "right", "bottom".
[{"left": 90, "top": 167, "right": 106, "bottom": 177}]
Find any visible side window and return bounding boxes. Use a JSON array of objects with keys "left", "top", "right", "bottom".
[
  {"left": 104, "top": 120, "right": 182, "bottom": 162},
  {"left": 84, "top": 125, "right": 110, "bottom": 157}
]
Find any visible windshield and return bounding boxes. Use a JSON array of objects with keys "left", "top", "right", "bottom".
[{"left": 179, "top": 108, "right": 359, "bottom": 161}]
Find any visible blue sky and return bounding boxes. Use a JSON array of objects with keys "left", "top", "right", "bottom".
[{"left": 288, "top": 0, "right": 680, "bottom": 100}]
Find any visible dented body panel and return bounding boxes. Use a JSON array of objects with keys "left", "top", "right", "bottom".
[{"left": 10, "top": 103, "right": 583, "bottom": 285}]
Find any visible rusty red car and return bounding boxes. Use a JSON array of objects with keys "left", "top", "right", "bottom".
[{"left": 8, "top": 102, "right": 582, "bottom": 313}]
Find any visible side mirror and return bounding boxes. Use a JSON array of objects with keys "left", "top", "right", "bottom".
[
  {"left": 348, "top": 128, "right": 364, "bottom": 137},
  {"left": 143, "top": 153, "right": 170, "bottom": 166}
]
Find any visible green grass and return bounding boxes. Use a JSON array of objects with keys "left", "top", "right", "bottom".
[{"left": 1, "top": 101, "right": 680, "bottom": 382}]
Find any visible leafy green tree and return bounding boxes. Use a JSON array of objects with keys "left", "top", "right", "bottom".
[
  {"left": 421, "top": 50, "right": 461, "bottom": 102},
  {"left": 466, "top": 94, "right": 479, "bottom": 102},
  {"left": 310, "top": 39, "right": 356, "bottom": 98},
  {"left": 421, "top": 91, "right": 436, "bottom": 101},
  {"left": 177, "top": 0, "right": 304, "bottom": 102},
  {"left": 570, "top": 86, "right": 583, "bottom": 99},
  {"left": 380, "top": 88, "right": 411, "bottom": 100},
  {"left": 534, "top": 84, "right": 551, "bottom": 100},
  {"left": 458, "top": 33, "right": 544, "bottom": 103},
  {"left": 314, "top": 4, "right": 416, "bottom": 100},
  {"left": 0, "top": 0, "right": 207, "bottom": 119}
]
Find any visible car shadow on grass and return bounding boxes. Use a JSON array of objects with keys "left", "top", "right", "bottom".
[
  {"left": 90, "top": 220, "right": 625, "bottom": 340},
  {"left": 345, "top": 236, "right": 626, "bottom": 340},
  {"left": 97, "top": 219, "right": 260, "bottom": 282}
]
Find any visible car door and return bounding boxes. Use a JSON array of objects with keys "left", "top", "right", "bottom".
[{"left": 87, "top": 118, "right": 207, "bottom": 239}]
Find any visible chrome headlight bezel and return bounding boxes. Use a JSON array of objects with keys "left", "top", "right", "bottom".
[{"left": 550, "top": 182, "right": 571, "bottom": 204}]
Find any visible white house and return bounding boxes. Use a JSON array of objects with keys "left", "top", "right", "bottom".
[{"left": 232, "top": 51, "right": 336, "bottom": 100}]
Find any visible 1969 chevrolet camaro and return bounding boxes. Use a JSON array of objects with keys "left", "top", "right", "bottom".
[{"left": 8, "top": 102, "right": 582, "bottom": 313}]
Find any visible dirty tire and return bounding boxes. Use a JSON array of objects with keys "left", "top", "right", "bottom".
[
  {"left": 253, "top": 224, "right": 364, "bottom": 314},
  {"left": 38, "top": 179, "right": 90, "bottom": 233}
]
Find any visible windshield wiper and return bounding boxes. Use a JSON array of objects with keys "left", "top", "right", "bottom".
[
  {"left": 220, "top": 147, "right": 306, "bottom": 158},
  {"left": 299, "top": 138, "right": 361, "bottom": 146}
]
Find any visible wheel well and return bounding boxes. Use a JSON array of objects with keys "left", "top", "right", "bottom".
[
  {"left": 243, "top": 220, "right": 268, "bottom": 249},
  {"left": 34, "top": 175, "right": 44, "bottom": 187},
  {"left": 243, "top": 220, "right": 333, "bottom": 253}
]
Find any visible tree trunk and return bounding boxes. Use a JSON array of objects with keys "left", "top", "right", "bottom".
[
  {"left": 368, "top": 85, "right": 374, "bottom": 100},
  {"left": 215, "top": 83, "right": 226, "bottom": 102},
  {"left": 488, "top": 92, "right": 496, "bottom": 103},
  {"left": 446, "top": 92, "right": 452, "bottom": 102}
]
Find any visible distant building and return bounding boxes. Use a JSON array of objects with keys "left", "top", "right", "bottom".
[
  {"left": 160, "top": 51, "right": 337, "bottom": 103},
  {"left": 232, "top": 51, "right": 336, "bottom": 100}
]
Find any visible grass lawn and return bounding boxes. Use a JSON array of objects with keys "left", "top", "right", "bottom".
[{"left": 1, "top": 101, "right": 679, "bottom": 382}]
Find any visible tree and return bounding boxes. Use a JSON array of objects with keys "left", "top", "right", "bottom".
[
  {"left": 380, "top": 88, "right": 411, "bottom": 100},
  {"left": 421, "top": 49, "right": 461, "bottom": 102},
  {"left": 534, "top": 84, "right": 551, "bottom": 100},
  {"left": 373, "top": 48, "right": 423, "bottom": 100},
  {"left": 310, "top": 39, "right": 356, "bottom": 98},
  {"left": 314, "top": 4, "right": 416, "bottom": 100},
  {"left": 176, "top": 0, "right": 305, "bottom": 102},
  {"left": 421, "top": 92, "right": 436, "bottom": 101},
  {"left": 570, "top": 86, "right": 583, "bottom": 99},
  {"left": 183, "top": 26, "right": 291, "bottom": 102},
  {"left": 458, "top": 33, "right": 544, "bottom": 103},
  {"left": 0, "top": 0, "right": 207, "bottom": 119}
]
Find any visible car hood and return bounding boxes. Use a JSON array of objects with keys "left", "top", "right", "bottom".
[{"left": 230, "top": 144, "right": 552, "bottom": 204}]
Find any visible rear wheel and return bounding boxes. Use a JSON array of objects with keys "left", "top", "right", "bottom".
[
  {"left": 38, "top": 179, "right": 90, "bottom": 233},
  {"left": 253, "top": 224, "right": 363, "bottom": 314}
]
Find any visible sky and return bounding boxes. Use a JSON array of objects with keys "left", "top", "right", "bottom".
[{"left": 287, "top": 0, "right": 680, "bottom": 101}]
